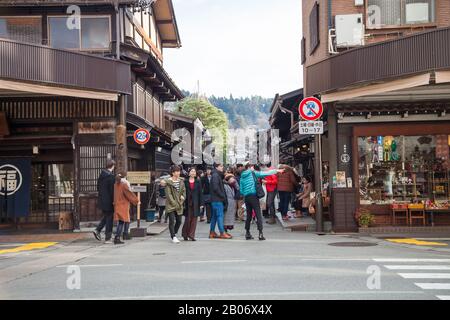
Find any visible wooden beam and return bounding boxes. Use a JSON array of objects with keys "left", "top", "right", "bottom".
[
  {"left": 126, "top": 9, "right": 163, "bottom": 62},
  {"left": 156, "top": 19, "right": 173, "bottom": 24}
]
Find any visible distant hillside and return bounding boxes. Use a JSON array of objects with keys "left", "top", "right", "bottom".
[{"left": 174, "top": 90, "right": 272, "bottom": 129}]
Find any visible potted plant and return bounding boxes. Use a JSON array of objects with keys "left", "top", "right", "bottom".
[{"left": 355, "top": 207, "right": 375, "bottom": 228}]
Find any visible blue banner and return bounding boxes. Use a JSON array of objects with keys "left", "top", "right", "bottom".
[{"left": 0, "top": 159, "right": 31, "bottom": 218}]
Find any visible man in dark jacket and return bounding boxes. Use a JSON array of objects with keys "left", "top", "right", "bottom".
[
  {"left": 200, "top": 167, "right": 212, "bottom": 223},
  {"left": 93, "top": 160, "right": 115, "bottom": 243},
  {"left": 209, "top": 163, "right": 231, "bottom": 239}
]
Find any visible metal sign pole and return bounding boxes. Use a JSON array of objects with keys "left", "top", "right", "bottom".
[
  {"left": 137, "top": 184, "right": 141, "bottom": 229},
  {"left": 314, "top": 133, "right": 324, "bottom": 233}
]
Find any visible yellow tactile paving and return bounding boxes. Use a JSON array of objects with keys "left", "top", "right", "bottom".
[
  {"left": 385, "top": 238, "right": 448, "bottom": 246},
  {"left": 0, "top": 242, "right": 58, "bottom": 254}
]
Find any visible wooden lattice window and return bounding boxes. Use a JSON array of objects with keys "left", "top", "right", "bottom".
[{"left": 79, "top": 145, "right": 116, "bottom": 193}]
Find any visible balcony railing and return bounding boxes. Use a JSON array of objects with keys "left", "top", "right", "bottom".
[
  {"left": 305, "top": 27, "right": 450, "bottom": 96},
  {"left": 0, "top": 38, "right": 131, "bottom": 94}
]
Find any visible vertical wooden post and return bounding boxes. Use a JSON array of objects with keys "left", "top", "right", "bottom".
[
  {"left": 73, "top": 120, "right": 80, "bottom": 230},
  {"left": 116, "top": 95, "right": 127, "bottom": 175},
  {"left": 328, "top": 103, "right": 338, "bottom": 182}
]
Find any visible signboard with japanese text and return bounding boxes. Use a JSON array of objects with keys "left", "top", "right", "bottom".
[
  {"left": 299, "top": 121, "right": 324, "bottom": 135},
  {"left": 127, "top": 171, "right": 151, "bottom": 185},
  {"left": 0, "top": 159, "right": 31, "bottom": 218},
  {"left": 130, "top": 185, "right": 147, "bottom": 193}
]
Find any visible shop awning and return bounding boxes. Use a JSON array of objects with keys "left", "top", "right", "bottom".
[
  {"left": 436, "top": 70, "right": 450, "bottom": 84},
  {"left": 321, "top": 73, "right": 431, "bottom": 103},
  {"left": 0, "top": 79, "right": 119, "bottom": 101}
]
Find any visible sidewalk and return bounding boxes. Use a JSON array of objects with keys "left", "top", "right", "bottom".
[
  {"left": 275, "top": 212, "right": 332, "bottom": 232},
  {"left": 0, "top": 219, "right": 168, "bottom": 246},
  {"left": 0, "top": 231, "right": 90, "bottom": 244}
]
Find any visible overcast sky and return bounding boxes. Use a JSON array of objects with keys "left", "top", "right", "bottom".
[{"left": 164, "top": 0, "right": 303, "bottom": 99}]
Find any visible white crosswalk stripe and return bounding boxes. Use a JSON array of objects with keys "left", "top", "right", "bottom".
[
  {"left": 415, "top": 283, "right": 450, "bottom": 290},
  {"left": 384, "top": 265, "right": 450, "bottom": 270},
  {"left": 375, "top": 258, "right": 450, "bottom": 300},
  {"left": 399, "top": 273, "right": 450, "bottom": 279},
  {"left": 374, "top": 258, "right": 450, "bottom": 262}
]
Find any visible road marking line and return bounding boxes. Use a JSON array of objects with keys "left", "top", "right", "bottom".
[
  {"left": 385, "top": 238, "right": 447, "bottom": 246},
  {"left": 436, "top": 295, "right": 450, "bottom": 300},
  {"left": 0, "top": 242, "right": 57, "bottom": 255},
  {"left": 56, "top": 264, "right": 123, "bottom": 268},
  {"left": 181, "top": 259, "right": 247, "bottom": 264},
  {"left": 301, "top": 258, "right": 373, "bottom": 261},
  {"left": 374, "top": 258, "right": 450, "bottom": 262},
  {"left": 84, "top": 291, "right": 425, "bottom": 300},
  {"left": 384, "top": 265, "right": 450, "bottom": 270},
  {"left": 415, "top": 283, "right": 450, "bottom": 290},
  {"left": 399, "top": 273, "right": 450, "bottom": 279}
]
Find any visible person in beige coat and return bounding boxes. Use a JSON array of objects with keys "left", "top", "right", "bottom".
[
  {"left": 113, "top": 174, "right": 139, "bottom": 245},
  {"left": 297, "top": 176, "right": 312, "bottom": 217}
]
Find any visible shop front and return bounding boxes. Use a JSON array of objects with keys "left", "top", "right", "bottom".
[
  {"left": 353, "top": 122, "right": 450, "bottom": 227},
  {"left": 327, "top": 110, "right": 450, "bottom": 231}
]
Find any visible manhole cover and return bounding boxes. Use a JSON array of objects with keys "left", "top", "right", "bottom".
[{"left": 328, "top": 242, "right": 377, "bottom": 247}]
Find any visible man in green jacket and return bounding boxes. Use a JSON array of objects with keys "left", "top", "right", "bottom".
[{"left": 165, "top": 165, "right": 186, "bottom": 244}]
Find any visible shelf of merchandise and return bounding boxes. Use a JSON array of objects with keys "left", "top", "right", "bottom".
[{"left": 430, "top": 170, "right": 449, "bottom": 202}]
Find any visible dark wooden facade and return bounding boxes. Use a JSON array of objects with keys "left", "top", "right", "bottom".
[{"left": 0, "top": 1, "right": 183, "bottom": 229}]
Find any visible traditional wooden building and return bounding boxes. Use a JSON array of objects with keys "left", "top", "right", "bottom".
[
  {"left": 0, "top": 0, "right": 184, "bottom": 230},
  {"left": 302, "top": 0, "right": 450, "bottom": 231},
  {"left": 269, "top": 89, "right": 309, "bottom": 168}
]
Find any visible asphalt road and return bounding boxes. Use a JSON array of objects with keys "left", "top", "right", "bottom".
[{"left": 1, "top": 220, "right": 450, "bottom": 300}]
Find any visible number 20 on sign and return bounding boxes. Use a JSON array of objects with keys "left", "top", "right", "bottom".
[{"left": 134, "top": 128, "right": 151, "bottom": 145}]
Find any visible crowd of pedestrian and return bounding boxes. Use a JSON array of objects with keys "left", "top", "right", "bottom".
[{"left": 93, "top": 159, "right": 314, "bottom": 245}]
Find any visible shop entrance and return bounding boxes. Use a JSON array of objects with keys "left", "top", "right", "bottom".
[{"left": 26, "top": 163, "right": 74, "bottom": 224}]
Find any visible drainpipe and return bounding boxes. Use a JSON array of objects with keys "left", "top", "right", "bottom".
[
  {"left": 279, "top": 105, "right": 294, "bottom": 129},
  {"left": 114, "top": 0, "right": 121, "bottom": 59}
]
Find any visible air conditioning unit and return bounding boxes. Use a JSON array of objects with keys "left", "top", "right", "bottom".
[{"left": 335, "top": 14, "right": 364, "bottom": 48}]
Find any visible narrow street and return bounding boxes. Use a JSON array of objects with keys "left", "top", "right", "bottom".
[{"left": 1, "top": 222, "right": 450, "bottom": 300}]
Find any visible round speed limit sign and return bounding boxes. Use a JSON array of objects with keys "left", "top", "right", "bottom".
[{"left": 134, "top": 128, "right": 151, "bottom": 145}]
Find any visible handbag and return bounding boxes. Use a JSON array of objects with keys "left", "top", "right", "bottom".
[{"left": 252, "top": 172, "right": 266, "bottom": 199}]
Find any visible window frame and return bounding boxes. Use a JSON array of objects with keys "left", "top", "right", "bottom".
[
  {"left": 0, "top": 15, "right": 43, "bottom": 44},
  {"left": 365, "top": 0, "right": 437, "bottom": 30},
  {"left": 309, "top": 2, "right": 320, "bottom": 55},
  {"left": 47, "top": 14, "right": 112, "bottom": 51}
]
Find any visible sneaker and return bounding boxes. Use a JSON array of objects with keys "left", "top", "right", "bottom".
[
  {"left": 209, "top": 231, "right": 219, "bottom": 239},
  {"left": 219, "top": 233, "right": 232, "bottom": 239},
  {"left": 93, "top": 230, "right": 102, "bottom": 241},
  {"left": 114, "top": 238, "right": 124, "bottom": 245},
  {"left": 104, "top": 238, "right": 113, "bottom": 244},
  {"left": 245, "top": 232, "right": 254, "bottom": 240},
  {"left": 172, "top": 236, "right": 180, "bottom": 244}
]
